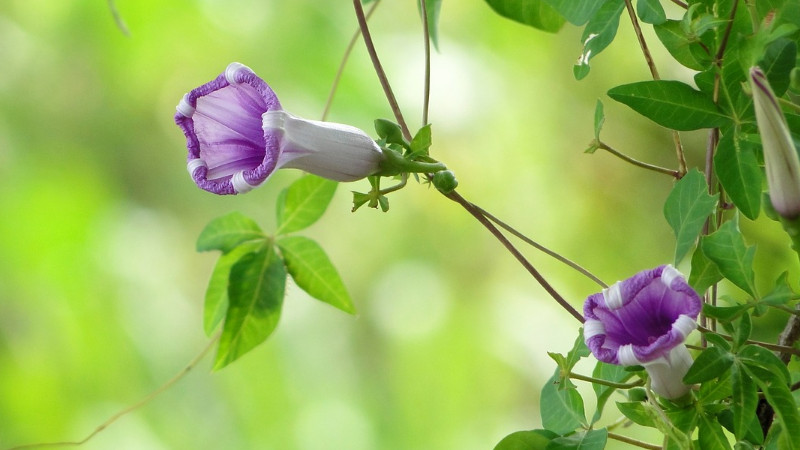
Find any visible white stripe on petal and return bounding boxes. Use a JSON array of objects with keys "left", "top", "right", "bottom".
[
  {"left": 603, "top": 282, "right": 624, "bottom": 310},
  {"left": 176, "top": 94, "right": 195, "bottom": 118},
  {"left": 232, "top": 170, "right": 258, "bottom": 194},
  {"left": 583, "top": 319, "right": 606, "bottom": 340},
  {"left": 617, "top": 344, "right": 641, "bottom": 366},
  {"left": 672, "top": 314, "right": 698, "bottom": 339},
  {"left": 660, "top": 264, "right": 682, "bottom": 288},
  {"left": 187, "top": 158, "right": 207, "bottom": 175}
]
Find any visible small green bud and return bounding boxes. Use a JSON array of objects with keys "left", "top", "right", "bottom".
[{"left": 432, "top": 170, "right": 458, "bottom": 194}]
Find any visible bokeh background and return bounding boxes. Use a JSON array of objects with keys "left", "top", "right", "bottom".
[{"left": 0, "top": 1, "right": 794, "bottom": 449}]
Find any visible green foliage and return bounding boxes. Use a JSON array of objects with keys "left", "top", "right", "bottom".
[
  {"left": 276, "top": 175, "right": 338, "bottom": 235},
  {"left": 607, "top": 80, "right": 730, "bottom": 131},
  {"left": 494, "top": 430, "right": 555, "bottom": 450},
  {"left": 664, "top": 168, "right": 719, "bottom": 265},
  {"left": 714, "top": 131, "right": 762, "bottom": 220},
  {"left": 546, "top": 428, "right": 607, "bottom": 450},
  {"left": 197, "top": 211, "right": 264, "bottom": 253},
  {"left": 418, "top": 0, "right": 443, "bottom": 50},
  {"left": 204, "top": 241, "right": 266, "bottom": 335},
  {"left": 540, "top": 370, "right": 587, "bottom": 435},
  {"left": 701, "top": 220, "right": 758, "bottom": 297},
  {"left": 573, "top": 0, "right": 625, "bottom": 80},
  {"left": 483, "top": 0, "right": 565, "bottom": 33}
]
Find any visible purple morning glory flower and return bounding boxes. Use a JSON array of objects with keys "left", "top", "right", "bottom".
[
  {"left": 584, "top": 265, "right": 702, "bottom": 399},
  {"left": 175, "top": 62, "right": 385, "bottom": 195}
]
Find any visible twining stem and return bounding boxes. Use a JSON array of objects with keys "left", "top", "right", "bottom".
[
  {"left": 622, "top": 0, "right": 687, "bottom": 176},
  {"left": 352, "top": 0, "right": 412, "bottom": 139},
  {"left": 419, "top": 0, "right": 432, "bottom": 126},
  {"left": 568, "top": 371, "right": 643, "bottom": 389},
  {"left": 322, "top": 0, "right": 382, "bottom": 121},
  {"left": 697, "top": 325, "right": 800, "bottom": 357},
  {"left": 607, "top": 432, "right": 661, "bottom": 450},
  {"left": 445, "top": 191, "right": 584, "bottom": 322},
  {"left": 472, "top": 205, "right": 607, "bottom": 288},
  {"left": 353, "top": 0, "right": 584, "bottom": 322},
  {"left": 596, "top": 141, "right": 680, "bottom": 177},
  {"left": 5, "top": 333, "right": 221, "bottom": 450}
]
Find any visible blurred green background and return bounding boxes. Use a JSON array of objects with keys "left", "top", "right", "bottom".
[{"left": 0, "top": 1, "right": 794, "bottom": 449}]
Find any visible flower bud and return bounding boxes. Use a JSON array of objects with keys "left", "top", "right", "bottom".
[{"left": 749, "top": 66, "right": 800, "bottom": 219}]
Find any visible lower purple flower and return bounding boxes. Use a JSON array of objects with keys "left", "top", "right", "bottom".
[
  {"left": 584, "top": 265, "right": 702, "bottom": 399},
  {"left": 175, "top": 62, "right": 385, "bottom": 195}
]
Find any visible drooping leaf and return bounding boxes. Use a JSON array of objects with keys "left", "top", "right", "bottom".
[
  {"left": 493, "top": 430, "right": 556, "bottom": 450},
  {"left": 541, "top": 0, "right": 603, "bottom": 25},
  {"left": 591, "top": 361, "right": 632, "bottom": 424},
  {"left": 654, "top": 20, "right": 713, "bottom": 71},
  {"left": 683, "top": 346, "right": 734, "bottom": 383},
  {"left": 689, "top": 246, "right": 723, "bottom": 294},
  {"left": 197, "top": 212, "right": 264, "bottom": 253},
  {"left": 573, "top": 0, "right": 625, "bottom": 80},
  {"left": 714, "top": 131, "right": 762, "bottom": 220},
  {"left": 664, "top": 168, "right": 719, "bottom": 265},
  {"left": 418, "top": 0, "right": 443, "bottom": 50},
  {"left": 540, "top": 371, "right": 586, "bottom": 434},
  {"left": 636, "top": 0, "right": 666, "bottom": 24},
  {"left": 731, "top": 362, "right": 759, "bottom": 442},
  {"left": 277, "top": 236, "right": 355, "bottom": 314},
  {"left": 214, "top": 245, "right": 286, "bottom": 369},
  {"left": 607, "top": 80, "right": 730, "bottom": 130},
  {"left": 700, "top": 220, "right": 757, "bottom": 297},
  {"left": 698, "top": 412, "right": 733, "bottom": 450},
  {"left": 203, "top": 241, "right": 266, "bottom": 335},
  {"left": 276, "top": 175, "right": 338, "bottom": 235},
  {"left": 546, "top": 428, "right": 608, "bottom": 450},
  {"left": 483, "top": 0, "right": 565, "bottom": 33}
]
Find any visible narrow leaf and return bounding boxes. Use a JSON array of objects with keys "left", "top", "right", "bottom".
[
  {"left": 276, "top": 175, "right": 338, "bottom": 235},
  {"left": 483, "top": 0, "right": 565, "bottom": 33},
  {"left": 732, "top": 312, "right": 752, "bottom": 350},
  {"left": 608, "top": 80, "right": 730, "bottom": 130},
  {"left": 593, "top": 99, "right": 604, "bottom": 141},
  {"left": 698, "top": 413, "right": 733, "bottom": 450},
  {"left": 654, "top": 20, "right": 713, "bottom": 71},
  {"left": 197, "top": 212, "right": 264, "bottom": 253},
  {"left": 419, "top": 0, "right": 443, "bottom": 50},
  {"left": 277, "top": 236, "right": 355, "bottom": 314},
  {"left": 683, "top": 346, "right": 734, "bottom": 383},
  {"left": 214, "top": 245, "right": 286, "bottom": 369},
  {"left": 203, "top": 241, "right": 265, "bottom": 335},
  {"left": 749, "top": 369, "right": 800, "bottom": 450},
  {"left": 591, "top": 361, "right": 632, "bottom": 424},
  {"left": 739, "top": 345, "right": 790, "bottom": 385},
  {"left": 664, "top": 168, "right": 719, "bottom": 265},
  {"left": 701, "top": 220, "right": 757, "bottom": 297},
  {"left": 714, "top": 131, "right": 762, "bottom": 220},
  {"left": 573, "top": 0, "right": 625, "bottom": 80},
  {"left": 731, "top": 362, "right": 759, "bottom": 442}
]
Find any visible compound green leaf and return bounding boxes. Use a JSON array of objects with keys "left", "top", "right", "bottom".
[
  {"left": 276, "top": 175, "right": 338, "bottom": 235},
  {"left": 664, "top": 168, "right": 719, "bottom": 265},
  {"left": 698, "top": 413, "right": 733, "bottom": 450},
  {"left": 683, "top": 346, "right": 734, "bottom": 383},
  {"left": 214, "top": 245, "right": 286, "bottom": 370},
  {"left": 277, "top": 236, "right": 355, "bottom": 314},
  {"left": 608, "top": 80, "right": 730, "bottom": 130},
  {"left": 197, "top": 212, "right": 264, "bottom": 253}
]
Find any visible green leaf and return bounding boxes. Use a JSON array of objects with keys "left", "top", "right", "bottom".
[
  {"left": 197, "top": 212, "right": 264, "bottom": 253},
  {"left": 410, "top": 124, "right": 432, "bottom": 157},
  {"left": 593, "top": 100, "right": 604, "bottom": 141},
  {"left": 663, "top": 168, "right": 719, "bottom": 265},
  {"left": 715, "top": 131, "right": 762, "bottom": 220},
  {"left": 418, "top": 0, "right": 443, "bottom": 50},
  {"left": 759, "top": 38, "right": 797, "bottom": 97},
  {"left": 748, "top": 367, "right": 800, "bottom": 450},
  {"left": 214, "top": 245, "right": 286, "bottom": 370},
  {"left": 277, "top": 236, "right": 355, "bottom": 314},
  {"left": 540, "top": 371, "right": 586, "bottom": 434},
  {"left": 607, "top": 80, "right": 730, "bottom": 130},
  {"left": 698, "top": 368, "right": 732, "bottom": 402},
  {"left": 591, "top": 361, "right": 632, "bottom": 424},
  {"left": 739, "top": 344, "right": 790, "bottom": 385},
  {"left": 683, "top": 346, "right": 734, "bottom": 383},
  {"left": 704, "top": 332, "right": 731, "bottom": 351},
  {"left": 374, "top": 119, "right": 408, "bottom": 148},
  {"left": 698, "top": 412, "right": 733, "bottom": 450},
  {"left": 616, "top": 401, "right": 656, "bottom": 427},
  {"left": 731, "top": 362, "right": 759, "bottom": 442},
  {"left": 701, "top": 220, "right": 757, "bottom": 297},
  {"left": 203, "top": 241, "right": 266, "bottom": 335},
  {"left": 541, "top": 0, "right": 603, "bottom": 25},
  {"left": 636, "top": 0, "right": 666, "bottom": 25},
  {"left": 483, "top": 0, "right": 565, "bottom": 33},
  {"left": 546, "top": 428, "right": 608, "bottom": 450},
  {"left": 494, "top": 430, "right": 555, "bottom": 450},
  {"left": 702, "top": 303, "right": 750, "bottom": 322},
  {"left": 732, "top": 312, "right": 752, "bottom": 350},
  {"left": 654, "top": 20, "right": 713, "bottom": 71},
  {"left": 761, "top": 272, "right": 796, "bottom": 306},
  {"left": 573, "top": 0, "right": 625, "bottom": 80},
  {"left": 276, "top": 175, "right": 338, "bottom": 235},
  {"left": 689, "top": 246, "right": 723, "bottom": 294}
]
